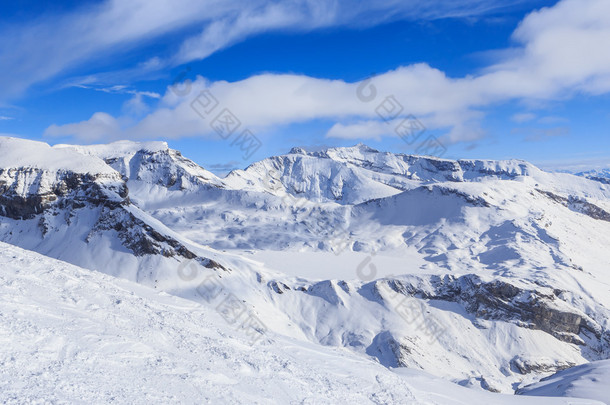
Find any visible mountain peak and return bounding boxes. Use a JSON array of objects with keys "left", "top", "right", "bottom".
[
  {"left": 288, "top": 146, "right": 308, "bottom": 155},
  {"left": 353, "top": 142, "right": 379, "bottom": 152},
  {"left": 326, "top": 143, "right": 379, "bottom": 155},
  {"left": 288, "top": 143, "right": 379, "bottom": 157}
]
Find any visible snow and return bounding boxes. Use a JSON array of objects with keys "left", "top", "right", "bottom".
[
  {"left": 60, "top": 139, "right": 227, "bottom": 190},
  {"left": 575, "top": 168, "right": 610, "bottom": 185},
  {"left": 0, "top": 241, "right": 598, "bottom": 404},
  {"left": 518, "top": 360, "right": 610, "bottom": 404},
  {"left": 238, "top": 248, "right": 429, "bottom": 280},
  {"left": 0, "top": 136, "right": 116, "bottom": 174},
  {"left": 55, "top": 139, "right": 170, "bottom": 158},
  {"left": 2, "top": 139, "right": 610, "bottom": 401}
]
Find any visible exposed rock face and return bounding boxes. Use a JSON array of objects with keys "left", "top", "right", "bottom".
[
  {"left": 88, "top": 206, "right": 198, "bottom": 259},
  {"left": 366, "top": 331, "right": 412, "bottom": 368},
  {"left": 380, "top": 274, "right": 598, "bottom": 344},
  {"left": 101, "top": 147, "right": 225, "bottom": 190},
  {"left": 586, "top": 176, "right": 610, "bottom": 185},
  {"left": 434, "top": 186, "right": 491, "bottom": 207},
  {"left": 288, "top": 144, "right": 532, "bottom": 183},
  {"left": 268, "top": 280, "right": 291, "bottom": 294},
  {"left": 0, "top": 166, "right": 204, "bottom": 262},
  {"left": 537, "top": 189, "right": 610, "bottom": 222},
  {"left": 510, "top": 356, "right": 576, "bottom": 375},
  {"left": 358, "top": 274, "right": 610, "bottom": 385},
  {"left": 575, "top": 168, "right": 610, "bottom": 185},
  {"left": 0, "top": 168, "right": 127, "bottom": 220}
]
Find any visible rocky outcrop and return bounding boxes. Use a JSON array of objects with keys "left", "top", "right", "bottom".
[
  {"left": 378, "top": 274, "right": 598, "bottom": 344},
  {"left": 102, "top": 148, "right": 225, "bottom": 190},
  {"left": 366, "top": 331, "right": 412, "bottom": 368},
  {"left": 0, "top": 166, "right": 219, "bottom": 263},
  {"left": 537, "top": 189, "right": 610, "bottom": 222},
  {"left": 87, "top": 206, "right": 200, "bottom": 260},
  {"left": 0, "top": 168, "right": 127, "bottom": 220},
  {"left": 510, "top": 355, "right": 575, "bottom": 375}
]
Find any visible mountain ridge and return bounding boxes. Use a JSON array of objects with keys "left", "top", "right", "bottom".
[{"left": 2, "top": 136, "right": 610, "bottom": 395}]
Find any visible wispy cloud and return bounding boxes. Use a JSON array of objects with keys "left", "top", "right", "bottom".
[
  {"left": 0, "top": 116, "right": 14, "bottom": 121},
  {"left": 536, "top": 154, "right": 610, "bottom": 172},
  {"left": 205, "top": 160, "right": 243, "bottom": 175},
  {"left": 43, "top": 0, "right": 610, "bottom": 147},
  {"left": 0, "top": 0, "right": 536, "bottom": 101},
  {"left": 511, "top": 112, "right": 536, "bottom": 123},
  {"left": 512, "top": 126, "right": 569, "bottom": 142},
  {"left": 72, "top": 84, "right": 160, "bottom": 99}
]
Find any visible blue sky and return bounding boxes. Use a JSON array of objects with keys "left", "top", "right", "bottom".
[{"left": 0, "top": 0, "right": 609, "bottom": 174}]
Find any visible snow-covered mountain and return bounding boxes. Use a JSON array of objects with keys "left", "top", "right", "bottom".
[
  {"left": 2, "top": 137, "right": 610, "bottom": 401},
  {"left": 575, "top": 168, "right": 610, "bottom": 185},
  {"left": 0, "top": 137, "right": 230, "bottom": 286},
  {"left": 223, "top": 143, "right": 537, "bottom": 204}
]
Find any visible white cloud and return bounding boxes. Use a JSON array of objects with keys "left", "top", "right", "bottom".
[
  {"left": 173, "top": 2, "right": 326, "bottom": 65},
  {"left": 42, "top": 0, "right": 610, "bottom": 146},
  {"left": 74, "top": 84, "right": 161, "bottom": 99},
  {"left": 45, "top": 112, "right": 122, "bottom": 142},
  {"left": 326, "top": 121, "right": 396, "bottom": 141},
  {"left": 172, "top": 0, "right": 528, "bottom": 65},
  {"left": 536, "top": 154, "right": 610, "bottom": 172},
  {"left": 123, "top": 94, "right": 152, "bottom": 116},
  {"left": 480, "top": 0, "right": 610, "bottom": 97},
  {"left": 512, "top": 126, "right": 569, "bottom": 142},
  {"left": 537, "top": 115, "right": 569, "bottom": 124},
  {"left": 0, "top": 116, "right": 14, "bottom": 121},
  {"left": 512, "top": 113, "right": 570, "bottom": 124},
  {"left": 511, "top": 112, "right": 536, "bottom": 123},
  {"left": 0, "top": 0, "right": 533, "bottom": 101}
]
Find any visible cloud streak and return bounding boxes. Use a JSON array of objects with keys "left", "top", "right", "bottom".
[
  {"left": 1, "top": 0, "right": 534, "bottom": 101},
  {"left": 43, "top": 0, "right": 610, "bottom": 147}
]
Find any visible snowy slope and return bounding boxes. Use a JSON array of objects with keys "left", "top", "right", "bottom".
[
  {"left": 0, "top": 241, "right": 597, "bottom": 404},
  {"left": 517, "top": 360, "right": 610, "bottom": 404},
  {"left": 2, "top": 138, "right": 610, "bottom": 397},
  {"left": 138, "top": 143, "right": 610, "bottom": 256},
  {"left": 224, "top": 144, "right": 404, "bottom": 204},
  {"left": 57, "top": 139, "right": 226, "bottom": 192},
  {"left": 0, "top": 137, "right": 233, "bottom": 287},
  {"left": 224, "top": 144, "right": 537, "bottom": 204},
  {"left": 137, "top": 144, "right": 610, "bottom": 391},
  {"left": 576, "top": 168, "right": 610, "bottom": 185}
]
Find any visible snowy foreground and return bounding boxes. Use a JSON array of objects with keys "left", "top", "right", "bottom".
[{"left": 0, "top": 242, "right": 600, "bottom": 404}]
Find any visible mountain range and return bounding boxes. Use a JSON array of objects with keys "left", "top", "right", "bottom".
[{"left": 1, "top": 136, "right": 609, "bottom": 403}]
